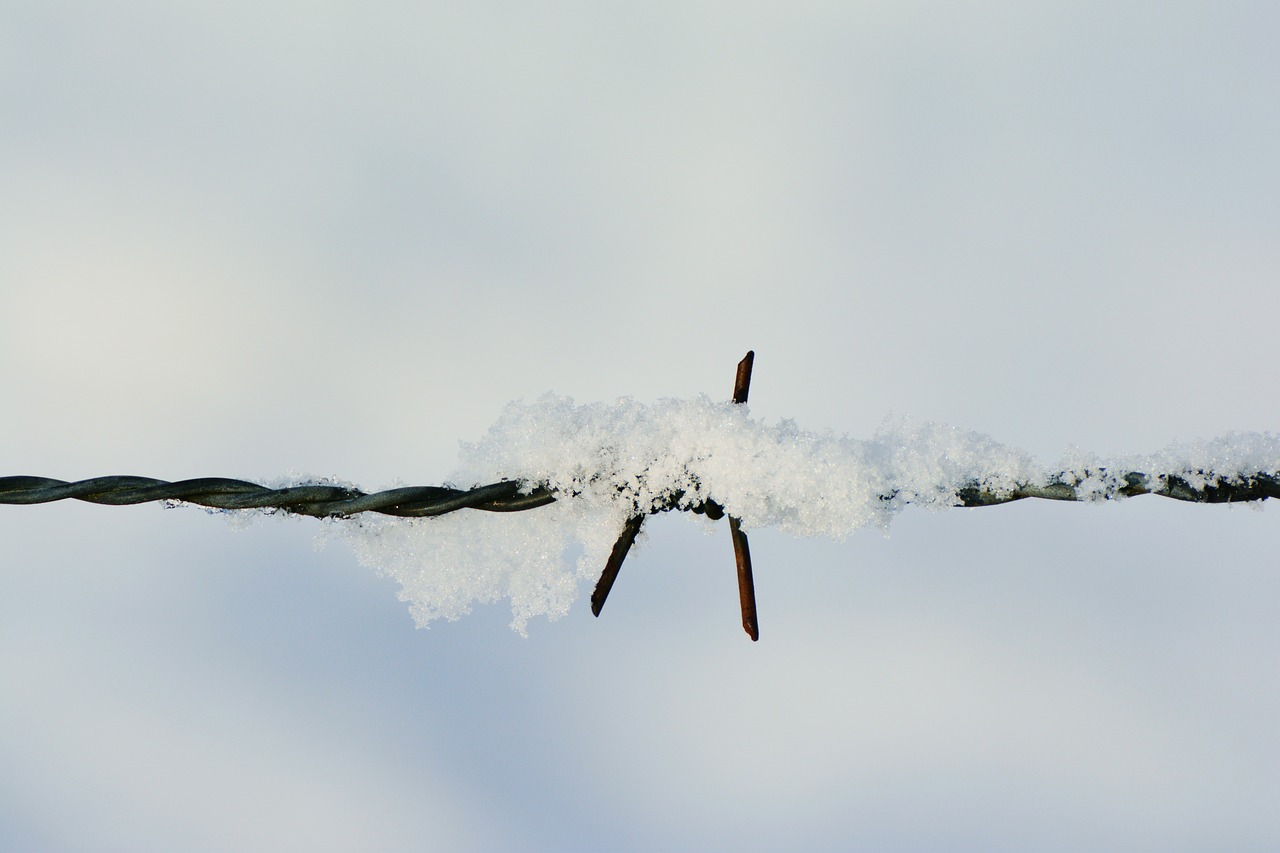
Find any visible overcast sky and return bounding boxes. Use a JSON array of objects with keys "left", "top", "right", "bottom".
[{"left": 3, "top": 2, "right": 1280, "bottom": 850}]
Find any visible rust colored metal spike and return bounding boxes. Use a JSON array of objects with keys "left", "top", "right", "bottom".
[
  {"left": 729, "top": 350, "right": 759, "bottom": 641},
  {"left": 733, "top": 350, "right": 754, "bottom": 404},
  {"left": 592, "top": 350, "right": 761, "bottom": 641},
  {"left": 729, "top": 517, "right": 759, "bottom": 640},
  {"left": 591, "top": 513, "right": 644, "bottom": 616}
]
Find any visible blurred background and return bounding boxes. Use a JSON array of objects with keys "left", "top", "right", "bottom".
[{"left": 3, "top": 2, "right": 1279, "bottom": 849}]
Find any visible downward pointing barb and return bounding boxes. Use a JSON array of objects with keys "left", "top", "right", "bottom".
[
  {"left": 590, "top": 514, "right": 644, "bottom": 616},
  {"left": 729, "top": 516, "right": 758, "bottom": 641}
]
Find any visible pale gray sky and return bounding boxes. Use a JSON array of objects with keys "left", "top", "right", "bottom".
[{"left": 3, "top": 2, "right": 1279, "bottom": 849}]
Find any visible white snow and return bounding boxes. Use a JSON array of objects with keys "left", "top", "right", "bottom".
[{"left": 317, "top": 395, "right": 1280, "bottom": 632}]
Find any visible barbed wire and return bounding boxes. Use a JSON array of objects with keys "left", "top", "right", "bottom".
[
  {"left": 4, "top": 350, "right": 1277, "bottom": 642},
  {"left": 1, "top": 470, "right": 1277, "bottom": 519}
]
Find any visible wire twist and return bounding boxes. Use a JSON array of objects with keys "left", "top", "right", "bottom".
[
  {"left": 0, "top": 476, "right": 555, "bottom": 517},
  {"left": 955, "top": 471, "right": 1280, "bottom": 506}
]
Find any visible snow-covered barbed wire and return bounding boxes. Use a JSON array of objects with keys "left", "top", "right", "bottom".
[
  {"left": 349, "top": 395, "right": 1280, "bottom": 634},
  {"left": 5, "top": 394, "right": 1278, "bottom": 635},
  {"left": 3, "top": 402, "right": 1276, "bottom": 520}
]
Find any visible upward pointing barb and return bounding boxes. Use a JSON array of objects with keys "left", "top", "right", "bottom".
[{"left": 733, "top": 350, "right": 754, "bottom": 405}]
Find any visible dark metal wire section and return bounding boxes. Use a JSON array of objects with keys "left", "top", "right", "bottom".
[
  {"left": 955, "top": 472, "right": 1280, "bottom": 507},
  {"left": 1, "top": 471, "right": 1277, "bottom": 519},
  {"left": 0, "top": 475, "right": 555, "bottom": 518}
]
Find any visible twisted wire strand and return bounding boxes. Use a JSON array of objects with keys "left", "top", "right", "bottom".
[
  {"left": 0, "top": 476, "right": 556, "bottom": 518},
  {"left": 1, "top": 471, "right": 1277, "bottom": 518},
  {"left": 955, "top": 471, "right": 1280, "bottom": 506}
]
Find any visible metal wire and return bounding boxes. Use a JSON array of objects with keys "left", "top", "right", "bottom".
[
  {"left": 955, "top": 471, "right": 1280, "bottom": 506},
  {"left": 0, "top": 476, "right": 556, "bottom": 518},
  {"left": 1, "top": 470, "right": 1276, "bottom": 519}
]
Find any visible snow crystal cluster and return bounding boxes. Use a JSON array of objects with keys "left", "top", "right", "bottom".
[{"left": 334, "top": 394, "right": 1280, "bottom": 633}]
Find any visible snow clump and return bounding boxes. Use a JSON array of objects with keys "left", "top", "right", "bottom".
[{"left": 336, "top": 394, "right": 1279, "bottom": 633}]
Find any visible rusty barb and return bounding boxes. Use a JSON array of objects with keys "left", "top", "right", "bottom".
[{"left": 590, "top": 351, "right": 761, "bottom": 641}]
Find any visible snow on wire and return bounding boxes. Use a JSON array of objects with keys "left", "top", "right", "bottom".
[
  {"left": 4, "top": 455, "right": 1276, "bottom": 518},
  {"left": 4, "top": 352, "right": 1279, "bottom": 637}
]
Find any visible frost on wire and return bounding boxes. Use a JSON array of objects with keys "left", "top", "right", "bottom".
[{"left": 334, "top": 394, "right": 1280, "bottom": 634}]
